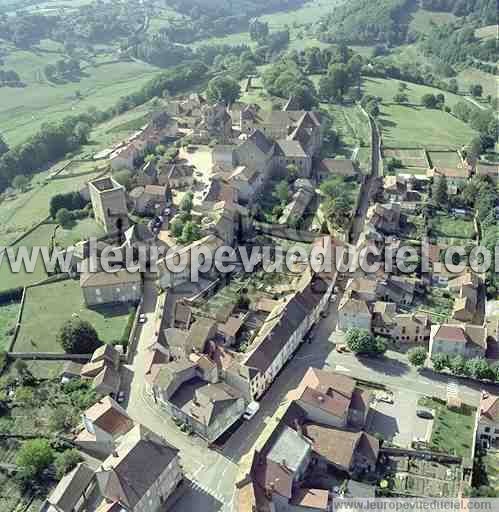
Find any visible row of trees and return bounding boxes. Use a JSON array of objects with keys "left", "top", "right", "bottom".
[{"left": 408, "top": 346, "right": 499, "bottom": 383}]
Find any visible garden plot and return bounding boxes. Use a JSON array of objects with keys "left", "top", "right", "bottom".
[
  {"left": 427, "top": 151, "right": 463, "bottom": 172},
  {"left": 384, "top": 149, "right": 428, "bottom": 173}
]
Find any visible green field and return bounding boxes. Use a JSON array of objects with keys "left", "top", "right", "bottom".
[
  {"left": 0, "top": 218, "right": 103, "bottom": 292},
  {"left": 384, "top": 148, "right": 428, "bottom": 171},
  {"left": 0, "top": 160, "right": 106, "bottom": 246},
  {"left": 431, "top": 212, "right": 475, "bottom": 246},
  {"left": 0, "top": 48, "right": 160, "bottom": 146},
  {"left": 0, "top": 302, "right": 19, "bottom": 351},
  {"left": 427, "top": 151, "right": 462, "bottom": 170},
  {"left": 363, "top": 77, "right": 465, "bottom": 108},
  {"left": 362, "top": 77, "right": 477, "bottom": 147},
  {"left": 14, "top": 279, "right": 132, "bottom": 353},
  {"left": 418, "top": 397, "right": 475, "bottom": 462},
  {"left": 377, "top": 104, "right": 477, "bottom": 149},
  {"left": 455, "top": 68, "right": 497, "bottom": 99}
]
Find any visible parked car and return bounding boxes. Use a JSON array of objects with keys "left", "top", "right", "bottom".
[
  {"left": 138, "top": 313, "right": 146, "bottom": 324},
  {"left": 377, "top": 394, "right": 394, "bottom": 404},
  {"left": 117, "top": 391, "right": 126, "bottom": 403},
  {"left": 416, "top": 409, "right": 433, "bottom": 420},
  {"left": 243, "top": 401, "right": 260, "bottom": 421}
]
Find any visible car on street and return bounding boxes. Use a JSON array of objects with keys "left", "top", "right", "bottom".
[
  {"left": 138, "top": 313, "right": 146, "bottom": 324},
  {"left": 243, "top": 401, "right": 260, "bottom": 420},
  {"left": 416, "top": 409, "right": 433, "bottom": 419},
  {"left": 117, "top": 391, "right": 126, "bottom": 403}
]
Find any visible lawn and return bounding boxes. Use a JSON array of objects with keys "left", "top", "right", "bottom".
[
  {"left": 431, "top": 212, "right": 475, "bottom": 244},
  {"left": 377, "top": 104, "right": 476, "bottom": 149},
  {"left": 362, "top": 77, "right": 465, "bottom": 109},
  {"left": 427, "top": 151, "right": 462, "bottom": 170},
  {"left": 418, "top": 397, "right": 476, "bottom": 462},
  {"left": 0, "top": 302, "right": 19, "bottom": 351},
  {"left": 455, "top": 68, "right": 497, "bottom": 100},
  {"left": 14, "top": 279, "right": 132, "bottom": 352},
  {"left": 0, "top": 160, "right": 106, "bottom": 246},
  {"left": 384, "top": 148, "right": 428, "bottom": 172},
  {"left": 483, "top": 451, "right": 499, "bottom": 492}
]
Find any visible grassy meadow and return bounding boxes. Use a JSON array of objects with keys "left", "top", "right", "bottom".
[{"left": 15, "top": 279, "right": 131, "bottom": 352}]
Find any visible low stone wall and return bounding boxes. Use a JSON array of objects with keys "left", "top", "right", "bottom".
[{"left": 7, "top": 352, "right": 92, "bottom": 361}]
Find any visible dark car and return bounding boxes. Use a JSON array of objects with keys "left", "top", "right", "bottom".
[{"left": 416, "top": 409, "right": 433, "bottom": 420}]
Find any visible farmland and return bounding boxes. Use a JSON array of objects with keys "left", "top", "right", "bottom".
[
  {"left": 14, "top": 279, "right": 132, "bottom": 353},
  {"left": 0, "top": 160, "right": 106, "bottom": 246}
]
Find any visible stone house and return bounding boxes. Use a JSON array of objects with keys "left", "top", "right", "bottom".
[
  {"left": 80, "top": 266, "right": 142, "bottom": 307},
  {"left": 337, "top": 292, "right": 372, "bottom": 332},
  {"left": 75, "top": 396, "right": 134, "bottom": 456},
  {"left": 157, "top": 162, "right": 194, "bottom": 189},
  {"left": 288, "top": 369, "right": 371, "bottom": 429},
  {"left": 477, "top": 392, "right": 499, "bottom": 448},
  {"left": 279, "top": 179, "right": 315, "bottom": 225},
  {"left": 274, "top": 140, "right": 312, "bottom": 177},
  {"left": 303, "top": 424, "right": 379, "bottom": 475},
  {"left": 429, "top": 323, "right": 487, "bottom": 359},
  {"left": 241, "top": 273, "right": 336, "bottom": 401},
  {"left": 213, "top": 144, "right": 237, "bottom": 171},
  {"left": 129, "top": 184, "right": 169, "bottom": 215},
  {"left": 372, "top": 302, "right": 431, "bottom": 343},
  {"left": 95, "top": 424, "right": 182, "bottom": 512}
]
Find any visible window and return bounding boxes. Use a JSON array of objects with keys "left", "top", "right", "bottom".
[{"left": 485, "top": 427, "right": 490, "bottom": 433}]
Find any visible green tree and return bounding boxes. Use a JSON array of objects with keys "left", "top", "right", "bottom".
[
  {"left": 73, "top": 121, "right": 91, "bottom": 144},
  {"left": 433, "top": 176, "right": 448, "bottom": 207},
  {"left": 421, "top": 93, "right": 438, "bottom": 109},
  {"left": 57, "top": 319, "right": 101, "bottom": 354},
  {"left": 12, "top": 174, "right": 29, "bottom": 191},
  {"left": 55, "top": 449, "right": 83, "bottom": 479},
  {"left": 171, "top": 218, "right": 184, "bottom": 238},
  {"left": 466, "top": 358, "right": 493, "bottom": 380},
  {"left": 449, "top": 355, "right": 466, "bottom": 376},
  {"left": 206, "top": 76, "right": 241, "bottom": 105},
  {"left": 56, "top": 208, "right": 73, "bottom": 228},
  {"left": 113, "top": 169, "right": 133, "bottom": 190},
  {"left": 345, "top": 329, "right": 386, "bottom": 356},
  {"left": 180, "top": 221, "right": 201, "bottom": 244},
  {"left": 408, "top": 346, "right": 427, "bottom": 368},
  {"left": 49, "top": 405, "right": 76, "bottom": 433},
  {"left": 16, "top": 439, "right": 54, "bottom": 480},
  {"left": 393, "top": 93, "right": 408, "bottom": 104},
  {"left": 179, "top": 192, "right": 194, "bottom": 213},
  {"left": 431, "top": 353, "right": 450, "bottom": 372},
  {"left": 273, "top": 180, "right": 290, "bottom": 204}
]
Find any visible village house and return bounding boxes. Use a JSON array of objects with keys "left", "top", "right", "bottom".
[
  {"left": 213, "top": 144, "right": 237, "bottom": 171},
  {"left": 129, "top": 184, "right": 169, "bottom": 215},
  {"left": 477, "top": 392, "right": 499, "bottom": 448},
  {"left": 157, "top": 234, "right": 224, "bottom": 289},
  {"left": 88, "top": 177, "right": 129, "bottom": 234},
  {"left": 317, "top": 158, "right": 358, "bottom": 183},
  {"left": 109, "top": 111, "right": 178, "bottom": 171},
  {"left": 288, "top": 369, "right": 371, "bottom": 429},
  {"left": 279, "top": 179, "right": 315, "bottom": 225},
  {"left": 95, "top": 424, "right": 182, "bottom": 512},
  {"left": 372, "top": 302, "right": 431, "bottom": 343},
  {"left": 41, "top": 463, "right": 97, "bottom": 512},
  {"left": 366, "top": 203, "right": 401, "bottom": 235},
  {"left": 80, "top": 265, "right": 142, "bottom": 307},
  {"left": 75, "top": 396, "right": 134, "bottom": 457},
  {"left": 345, "top": 277, "right": 378, "bottom": 303},
  {"left": 235, "top": 271, "right": 337, "bottom": 401},
  {"left": 302, "top": 423, "right": 379, "bottom": 475},
  {"left": 377, "top": 275, "right": 416, "bottom": 306},
  {"left": 427, "top": 166, "right": 469, "bottom": 194},
  {"left": 338, "top": 291, "right": 372, "bottom": 332},
  {"left": 429, "top": 323, "right": 487, "bottom": 359},
  {"left": 80, "top": 345, "right": 121, "bottom": 397},
  {"left": 193, "top": 102, "right": 232, "bottom": 143},
  {"left": 274, "top": 139, "right": 312, "bottom": 177},
  {"left": 227, "top": 165, "right": 264, "bottom": 203},
  {"left": 157, "top": 161, "right": 195, "bottom": 189}
]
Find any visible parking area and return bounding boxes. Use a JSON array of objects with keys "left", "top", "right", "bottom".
[{"left": 367, "top": 389, "right": 433, "bottom": 448}]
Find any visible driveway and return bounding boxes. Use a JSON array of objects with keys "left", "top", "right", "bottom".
[{"left": 367, "top": 390, "right": 432, "bottom": 448}]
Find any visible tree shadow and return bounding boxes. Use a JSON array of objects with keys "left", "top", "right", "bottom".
[{"left": 356, "top": 354, "right": 410, "bottom": 376}]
